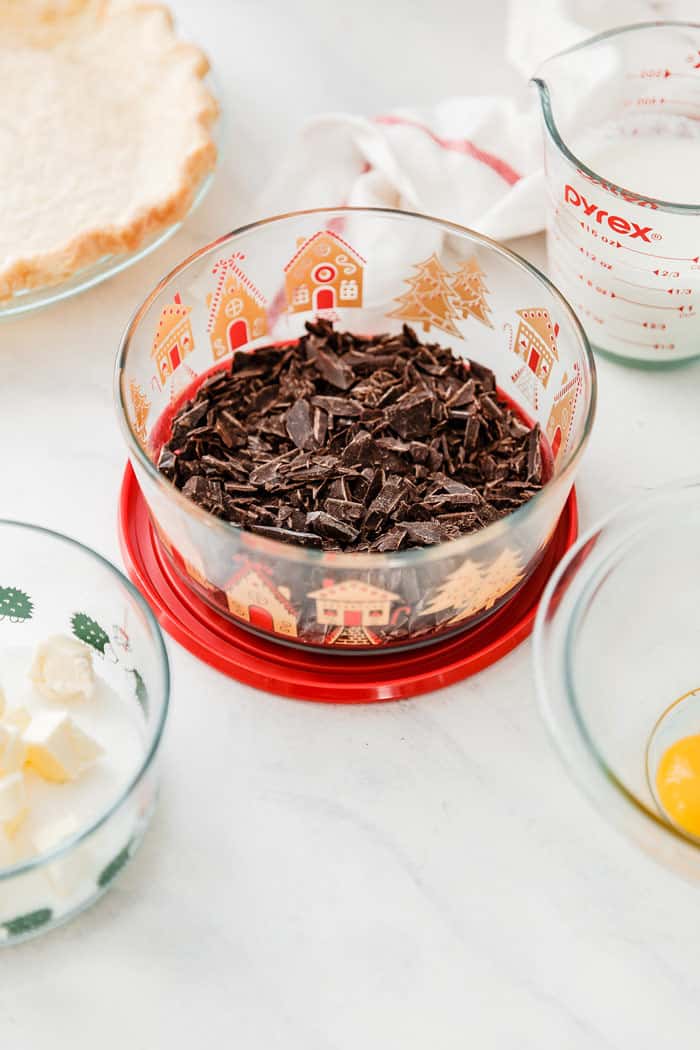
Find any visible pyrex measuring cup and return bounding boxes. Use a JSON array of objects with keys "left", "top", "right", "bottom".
[{"left": 533, "top": 22, "right": 700, "bottom": 366}]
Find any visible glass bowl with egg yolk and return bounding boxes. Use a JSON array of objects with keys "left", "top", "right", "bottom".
[
  {"left": 534, "top": 481, "right": 700, "bottom": 881},
  {"left": 0, "top": 521, "right": 169, "bottom": 944}
]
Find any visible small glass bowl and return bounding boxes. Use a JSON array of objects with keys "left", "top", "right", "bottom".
[
  {"left": 534, "top": 481, "right": 700, "bottom": 880},
  {"left": 116, "top": 207, "right": 596, "bottom": 654},
  {"left": 0, "top": 522, "right": 169, "bottom": 944}
]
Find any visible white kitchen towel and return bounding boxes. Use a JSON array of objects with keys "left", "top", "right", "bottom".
[{"left": 258, "top": 0, "right": 699, "bottom": 241}]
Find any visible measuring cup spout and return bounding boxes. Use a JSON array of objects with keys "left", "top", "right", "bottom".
[{"left": 530, "top": 74, "right": 554, "bottom": 140}]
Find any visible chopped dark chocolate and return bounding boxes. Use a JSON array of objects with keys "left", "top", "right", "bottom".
[
  {"left": 215, "top": 409, "right": 248, "bottom": 449},
  {"left": 159, "top": 319, "right": 547, "bottom": 551},
  {"left": 285, "top": 398, "right": 315, "bottom": 450}
]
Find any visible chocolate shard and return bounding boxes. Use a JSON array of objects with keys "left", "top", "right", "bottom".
[
  {"left": 314, "top": 349, "right": 355, "bottom": 390},
  {"left": 312, "top": 406, "right": 328, "bottom": 446},
  {"left": 386, "top": 389, "right": 433, "bottom": 439},
  {"left": 305, "top": 510, "right": 360, "bottom": 543},
  {"left": 310, "top": 396, "right": 362, "bottom": 416},
  {"left": 158, "top": 448, "right": 177, "bottom": 478},
  {"left": 464, "top": 417, "right": 481, "bottom": 449},
  {"left": 232, "top": 346, "right": 284, "bottom": 374},
  {"left": 365, "top": 477, "right": 406, "bottom": 530},
  {"left": 251, "top": 384, "right": 281, "bottom": 414},
  {"left": 248, "top": 451, "right": 297, "bottom": 487},
  {"left": 480, "top": 395, "right": 504, "bottom": 420},
  {"left": 172, "top": 400, "right": 209, "bottom": 435},
  {"left": 248, "top": 524, "right": 323, "bottom": 548},
  {"left": 182, "top": 476, "right": 223, "bottom": 504},
  {"left": 423, "top": 490, "right": 480, "bottom": 510},
  {"left": 402, "top": 522, "right": 450, "bottom": 545},
  {"left": 285, "top": 398, "right": 316, "bottom": 450},
  {"left": 370, "top": 527, "right": 408, "bottom": 552},
  {"left": 215, "top": 409, "right": 248, "bottom": 449},
  {"left": 341, "top": 431, "right": 377, "bottom": 466},
  {"left": 324, "top": 498, "right": 365, "bottom": 522},
  {"left": 447, "top": 380, "right": 475, "bottom": 407},
  {"left": 469, "top": 359, "right": 496, "bottom": 392}
]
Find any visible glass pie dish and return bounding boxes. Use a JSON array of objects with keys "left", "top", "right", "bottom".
[
  {"left": 0, "top": 522, "right": 169, "bottom": 944},
  {"left": 0, "top": 71, "right": 220, "bottom": 322},
  {"left": 116, "top": 207, "right": 596, "bottom": 654},
  {"left": 534, "top": 481, "right": 700, "bottom": 881}
]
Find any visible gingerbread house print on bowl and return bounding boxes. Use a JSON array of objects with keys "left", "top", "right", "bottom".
[
  {"left": 151, "top": 293, "right": 195, "bottom": 389},
  {"left": 511, "top": 308, "right": 559, "bottom": 384},
  {"left": 545, "top": 363, "right": 583, "bottom": 461},
  {"left": 308, "top": 578, "right": 399, "bottom": 646},
  {"left": 207, "top": 255, "right": 268, "bottom": 362},
  {"left": 226, "top": 564, "right": 298, "bottom": 638},
  {"left": 285, "top": 230, "right": 365, "bottom": 313}
]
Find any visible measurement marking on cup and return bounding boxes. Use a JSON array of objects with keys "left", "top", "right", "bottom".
[
  {"left": 613, "top": 293, "right": 692, "bottom": 311},
  {"left": 625, "top": 69, "right": 700, "bottom": 80},
  {"left": 624, "top": 96, "right": 700, "bottom": 108},
  {"left": 611, "top": 315, "right": 668, "bottom": 330},
  {"left": 613, "top": 276, "right": 665, "bottom": 290},
  {"left": 613, "top": 336, "right": 676, "bottom": 350},
  {"left": 554, "top": 226, "right": 699, "bottom": 275},
  {"left": 607, "top": 239, "right": 700, "bottom": 263}
]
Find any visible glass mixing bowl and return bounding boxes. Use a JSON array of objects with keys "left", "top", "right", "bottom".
[
  {"left": 534, "top": 482, "right": 700, "bottom": 881},
  {"left": 0, "top": 522, "right": 169, "bottom": 944},
  {"left": 116, "top": 207, "right": 595, "bottom": 653}
]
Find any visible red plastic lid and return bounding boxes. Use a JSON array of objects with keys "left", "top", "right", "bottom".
[{"left": 118, "top": 465, "right": 578, "bottom": 703}]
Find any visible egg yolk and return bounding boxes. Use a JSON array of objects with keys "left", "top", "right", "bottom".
[{"left": 655, "top": 734, "right": 700, "bottom": 838}]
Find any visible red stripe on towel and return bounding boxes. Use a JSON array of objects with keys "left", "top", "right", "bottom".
[{"left": 374, "top": 114, "right": 522, "bottom": 186}]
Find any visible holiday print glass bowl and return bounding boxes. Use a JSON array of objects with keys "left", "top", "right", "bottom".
[
  {"left": 116, "top": 207, "right": 596, "bottom": 654},
  {"left": 534, "top": 482, "right": 700, "bottom": 881},
  {"left": 0, "top": 522, "right": 169, "bottom": 944}
]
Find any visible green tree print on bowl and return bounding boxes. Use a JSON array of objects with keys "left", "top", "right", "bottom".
[
  {"left": 132, "top": 668, "right": 148, "bottom": 714},
  {"left": 97, "top": 841, "right": 133, "bottom": 889},
  {"left": 3, "top": 908, "right": 53, "bottom": 937},
  {"left": 71, "top": 612, "right": 110, "bottom": 654},
  {"left": 0, "top": 586, "right": 33, "bottom": 622}
]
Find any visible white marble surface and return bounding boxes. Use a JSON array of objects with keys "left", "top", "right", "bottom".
[{"left": 2, "top": 1, "right": 700, "bottom": 1047}]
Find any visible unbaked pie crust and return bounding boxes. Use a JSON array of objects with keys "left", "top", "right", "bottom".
[{"left": 0, "top": 1, "right": 219, "bottom": 298}]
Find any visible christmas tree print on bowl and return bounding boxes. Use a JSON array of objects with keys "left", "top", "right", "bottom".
[
  {"left": 451, "top": 258, "right": 493, "bottom": 327},
  {"left": 390, "top": 253, "right": 494, "bottom": 337},
  {"left": 390, "top": 253, "right": 461, "bottom": 337},
  {"left": 423, "top": 549, "right": 525, "bottom": 626},
  {"left": 0, "top": 586, "right": 33, "bottom": 622},
  {"left": 71, "top": 612, "right": 110, "bottom": 655}
]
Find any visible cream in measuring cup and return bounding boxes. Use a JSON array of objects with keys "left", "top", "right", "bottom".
[{"left": 534, "top": 23, "right": 700, "bottom": 365}]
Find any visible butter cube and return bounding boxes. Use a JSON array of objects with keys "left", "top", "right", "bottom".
[
  {"left": 0, "top": 723, "right": 26, "bottom": 775},
  {"left": 33, "top": 813, "right": 89, "bottom": 895},
  {"left": 24, "top": 711, "right": 103, "bottom": 783},
  {"left": 0, "top": 772, "right": 27, "bottom": 834},
  {"left": 30, "top": 635, "right": 95, "bottom": 702}
]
